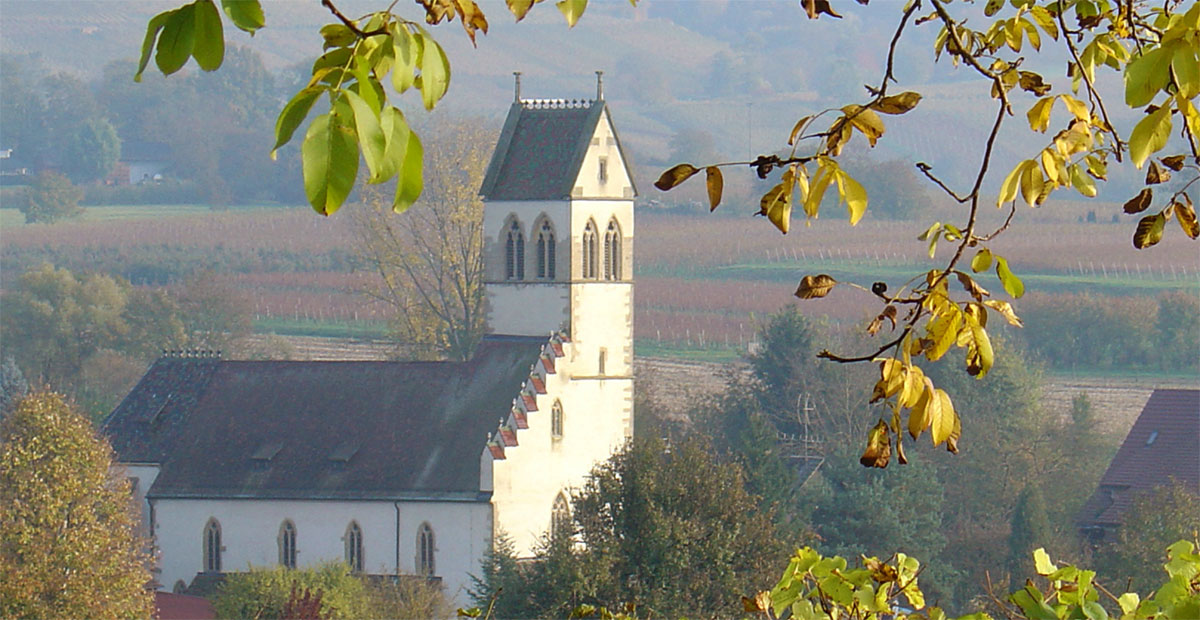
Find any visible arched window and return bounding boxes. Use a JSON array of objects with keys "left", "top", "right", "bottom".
[
  {"left": 279, "top": 520, "right": 297, "bottom": 569},
  {"left": 203, "top": 518, "right": 221, "bottom": 572},
  {"left": 345, "top": 522, "right": 363, "bottom": 573},
  {"left": 604, "top": 218, "right": 622, "bottom": 280},
  {"left": 536, "top": 220, "right": 556, "bottom": 279},
  {"left": 505, "top": 220, "right": 525, "bottom": 280},
  {"left": 417, "top": 522, "right": 435, "bottom": 576},
  {"left": 551, "top": 492, "right": 571, "bottom": 539},
  {"left": 582, "top": 220, "right": 598, "bottom": 279},
  {"left": 551, "top": 399, "right": 564, "bottom": 439}
]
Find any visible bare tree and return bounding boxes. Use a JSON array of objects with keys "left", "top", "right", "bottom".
[{"left": 350, "top": 121, "right": 495, "bottom": 361}]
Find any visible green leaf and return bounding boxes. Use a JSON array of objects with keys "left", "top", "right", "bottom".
[
  {"left": 1117, "top": 593, "right": 1140, "bottom": 614},
  {"left": 995, "top": 256, "right": 1024, "bottom": 298},
  {"left": 1132, "top": 212, "right": 1166, "bottom": 249},
  {"left": 416, "top": 32, "right": 450, "bottom": 111},
  {"left": 320, "top": 24, "right": 356, "bottom": 49},
  {"left": 1033, "top": 548, "right": 1055, "bottom": 575},
  {"left": 272, "top": 87, "right": 324, "bottom": 156},
  {"left": 1173, "top": 45, "right": 1200, "bottom": 98},
  {"left": 1129, "top": 106, "right": 1173, "bottom": 168},
  {"left": 1125, "top": 45, "right": 1172, "bottom": 108},
  {"left": 191, "top": 0, "right": 225, "bottom": 71},
  {"left": 301, "top": 111, "right": 359, "bottom": 216},
  {"left": 343, "top": 90, "right": 387, "bottom": 183},
  {"left": 971, "top": 248, "right": 993, "bottom": 273},
  {"left": 155, "top": 3, "right": 197, "bottom": 75},
  {"left": 220, "top": 0, "right": 264, "bottom": 34},
  {"left": 134, "top": 11, "right": 171, "bottom": 82},
  {"left": 392, "top": 118, "right": 424, "bottom": 213},
  {"left": 391, "top": 25, "right": 418, "bottom": 94},
  {"left": 556, "top": 0, "right": 588, "bottom": 27}
]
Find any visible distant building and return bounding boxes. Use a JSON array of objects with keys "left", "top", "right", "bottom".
[
  {"left": 103, "top": 74, "right": 637, "bottom": 604},
  {"left": 115, "top": 141, "right": 171, "bottom": 185},
  {"left": 1076, "top": 388, "right": 1200, "bottom": 543}
]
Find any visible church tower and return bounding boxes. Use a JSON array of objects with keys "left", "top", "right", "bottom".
[
  {"left": 479, "top": 71, "right": 636, "bottom": 419},
  {"left": 479, "top": 73, "right": 637, "bottom": 555}
]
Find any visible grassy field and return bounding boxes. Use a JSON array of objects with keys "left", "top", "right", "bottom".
[
  {"left": 0, "top": 204, "right": 296, "bottom": 229},
  {"left": 254, "top": 317, "right": 389, "bottom": 340}
]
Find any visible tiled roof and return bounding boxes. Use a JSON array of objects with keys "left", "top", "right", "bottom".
[
  {"left": 480, "top": 100, "right": 605, "bottom": 201},
  {"left": 103, "top": 337, "right": 545, "bottom": 501},
  {"left": 1077, "top": 389, "right": 1199, "bottom": 529},
  {"left": 154, "top": 592, "right": 215, "bottom": 620}
]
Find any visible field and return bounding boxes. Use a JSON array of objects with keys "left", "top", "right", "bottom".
[{"left": 2, "top": 202, "right": 1197, "bottom": 366}]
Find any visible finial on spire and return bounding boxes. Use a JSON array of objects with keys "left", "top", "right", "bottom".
[
  {"left": 596, "top": 70, "right": 604, "bottom": 100},
  {"left": 514, "top": 71, "right": 522, "bottom": 102}
]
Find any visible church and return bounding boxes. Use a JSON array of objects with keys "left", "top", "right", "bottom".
[{"left": 103, "top": 74, "right": 637, "bottom": 603}]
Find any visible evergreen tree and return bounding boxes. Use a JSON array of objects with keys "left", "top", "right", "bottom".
[
  {"left": 469, "top": 533, "right": 531, "bottom": 619},
  {"left": 0, "top": 392, "right": 153, "bottom": 618},
  {"left": 1007, "top": 484, "right": 1052, "bottom": 590},
  {"left": 0, "top": 357, "right": 28, "bottom": 416}
]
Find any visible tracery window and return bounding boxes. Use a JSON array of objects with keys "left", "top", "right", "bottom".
[
  {"left": 551, "top": 492, "right": 571, "bottom": 539},
  {"left": 203, "top": 518, "right": 221, "bottom": 572},
  {"left": 582, "top": 220, "right": 598, "bottom": 279},
  {"left": 604, "top": 218, "right": 621, "bottom": 280},
  {"left": 417, "top": 522, "right": 436, "bottom": 576},
  {"left": 279, "top": 520, "right": 297, "bottom": 569},
  {"left": 551, "top": 399, "right": 564, "bottom": 439},
  {"left": 536, "top": 220, "right": 556, "bottom": 279},
  {"left": 345, "top": 522, "right": 363, "bottom": 573},
  {"left": 505, "top": 220, "right": 525, "bottom": 280}
]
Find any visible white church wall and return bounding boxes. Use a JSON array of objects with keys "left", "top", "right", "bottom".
[
  {"left": 486, "top": 283, "right": 570, "bottom": 337},
  {"left": 572, "top": 113, "right": 634, "bottom": 200},
  {"left": 152, "top": 498, "right": 490, "bottom": 605},
  {"left": 491, "top": 343, "right": 633, "bottom": 557},
  {"left": 120, "top": 464, "right": 159, "bottom": 540}
]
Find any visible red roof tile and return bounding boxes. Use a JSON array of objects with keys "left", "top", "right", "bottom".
[
  {"left": 1078, "top": 389, "right": 1199, "bottom": 529},
  {"left": 551, "top": 342, "right": 565, "bottom": 357},
  {"left": 541, "top": 355, "right": 556, "bottom": 374},
  {"left": 521, "top": 393, "right": 538, "bottom": 411},
  {"left": 530, "top": 376, "right": 547, "bottom": 394},
  {"left": 488, "top": 444, "right": 506, "bottom": 460},
  {"left": 513, "top": 410, "right": 528, "bottom": 430},
  {"left": 155, "top": 592, "right": 215, "bottom": 620},
  {"left": 500, "top": 429, "right": 518, "bottom": 447}
]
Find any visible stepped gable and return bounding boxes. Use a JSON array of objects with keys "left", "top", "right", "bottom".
[
  {"left": 1077, "top": 388, "right": 1200, "bottom": 534},
  {"left": 104, "top": 337, "right": 546, "bottom": 501}
]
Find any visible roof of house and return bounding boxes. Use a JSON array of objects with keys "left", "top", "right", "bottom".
[
  {"left": 103, "top": 337, "right": 546, "bottom": 502},
  {"left": 1077, "top": 388, "right": 1200, "bottom": 529},
  {"left": 480, "top": 98, "right": 635, "bottom": 201},
  {"left": 154, "top": 592, "right": 215, "bottom": 620}
]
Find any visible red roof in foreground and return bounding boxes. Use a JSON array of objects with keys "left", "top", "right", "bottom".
[
  {"left": 1078, "top": 389, "right": 1200, "bottom": 530},
  {"left": 155, "top": 591, "right": 215, "bottom": 620}
]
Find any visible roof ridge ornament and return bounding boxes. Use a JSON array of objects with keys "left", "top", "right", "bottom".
[{"left": 596, "top": 70, "right": 604, "bottom": 100}]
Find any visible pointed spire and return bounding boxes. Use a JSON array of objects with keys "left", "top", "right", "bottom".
[
  {"left": 595, "top": 70, "right": 604, "bottom": 100},
  {"left": 514, "top": 71, "right": 522, "bottom": 102}
]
